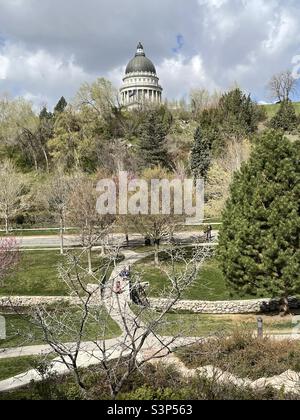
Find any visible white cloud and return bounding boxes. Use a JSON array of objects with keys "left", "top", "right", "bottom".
[
  {"left": 158, "top": 54, "right": 218, "bottom": 99},
  {"left": 0, "top": 42, "right": 95, "bottom": 108},
  {"left": 0, "top": 55, "right": 9, "bottom": 79},
  {"left": 1, "top": 0, "right": 300, "bottom": 106}
]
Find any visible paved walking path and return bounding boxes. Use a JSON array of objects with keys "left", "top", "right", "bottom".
[
  {"left": 17, "top": 231, "right": 218, "bottom": 249},
  {"left": 0, "top": 248, "right": 203, "bottom": 392},
  {"left": 1, "top": 246, "right": 299, "bottom": 395}
]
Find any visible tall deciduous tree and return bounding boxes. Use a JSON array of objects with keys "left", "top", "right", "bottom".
[
  {"left": 67, "top": 174, "right": 115, "bottom": 273},
  {"left": 268, "top": 70, "right": 298, "bottom": 103},
  {"left": 0, "top": 160, "right": 29, "bottom": 233},
  {"left": 130, "top": 167, "right": 178, "bottom": 265},
  {"left": 218, "top": 131, "right": 300, "bottom": 314},
  {"left": 0, "top": 237, "right": 20, "bottom": 286},
  {"left": 44, "top": 168, "right": 75, "bottom": 255}
]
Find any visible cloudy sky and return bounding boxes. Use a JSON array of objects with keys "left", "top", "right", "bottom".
[{"left": 0, "top": 0, "right": 300, "bottom": 109}]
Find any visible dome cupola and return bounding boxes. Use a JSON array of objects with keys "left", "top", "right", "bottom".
[
  {"left": 120, "top": 42, "right": 163, "bottom": 108},
  {"left": 125, "top": 42, "right": 156, "bottom": 75}
]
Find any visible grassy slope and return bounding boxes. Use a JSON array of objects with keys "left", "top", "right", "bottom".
[
  {"left": 262, "top": 101, "right": 300, "bottom": 118},
  {"left": 135, "top": 258, "right": 257, "bottom": 301},
  {"left": 1, "top": 251, "right": 67, "bottom": 296},
  {"left": 0, "top": 250, "right": 109, "bottom": 296},
  {"left": 135, "top": 308, "right": 299, "bottom": 337},
  {"left": 0, "top": 356, "right": 45, "bottom": 381},
  {"left": 0, "top": 310, "right": 121, "bottom": 349},
  {"left": 177, "top": 332, "right": 300, "bottom": 380}
]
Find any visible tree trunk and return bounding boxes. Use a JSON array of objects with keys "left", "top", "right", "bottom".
[
  {"left": 42, "top": 147, "right": 49, "bottom": 173},
  {"left": 60, "top": 215, "right": 64, "bottom": 255},
  {"left": 279, "top": 297, "right": 290, "bottom": 317},
  {"left": 33, "top": 153, "right": 38, "bottom": 172},
  {"left": 154, "top": 241, "right": 159, "bottom": 266},
  {"left": 73, "top": 368, "right": 88, "bottom": 400},
  {"left": 87, "top": 246, "right": 92, "bottom": 274},
  {"left": 5, "top": 215, "right": 9, "bottom": 235}
]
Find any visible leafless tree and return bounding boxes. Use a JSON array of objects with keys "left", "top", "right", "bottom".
[
  {"left": 67, "top": 174, "right": 115, "bottom": 272},
  {"left": 28, "top": 243, "right": 211, "bottom": 399},
  {"left": 132, "top": 214, "right": 174, "bottom": 265},
  {"left": 43, "top": 168, "right": 76, "bottom": 255},
  {"left": 0, "top": 160, "right": 29, "bottom": 233},
  {"left": 268, "top": 70, "right": 298, "bottom": 103},
  {"left": 0, "top": 237, "right": 20, "bottom": 286},
  {"left": 190, "top": 89, "right": 221, "bottom": 118}
]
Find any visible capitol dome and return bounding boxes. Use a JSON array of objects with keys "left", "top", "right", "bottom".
[
  {"left": 125, "top": 42, "right": 156, "bottom": 75},
  {"left": 120, "top": 42, "right": 163, "bottom": 108}
]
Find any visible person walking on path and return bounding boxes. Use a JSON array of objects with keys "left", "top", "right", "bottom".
[{"left": 205, "top": 225, "right": 213, "bottom": 242}]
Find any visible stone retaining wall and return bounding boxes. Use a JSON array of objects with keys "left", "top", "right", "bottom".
[
  {"left": 2, "top": 294, "right": 300, "bottom": 315},
  {"left": 148, "top": 297, "right": 300, "bottom": 314},
  {"left": 0, "top": 296, "right": 80, "bottom": 310},
  {"left": 0, "top": 285, "right": 102, "bottom": 310}
]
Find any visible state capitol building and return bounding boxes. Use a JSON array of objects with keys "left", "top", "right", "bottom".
[{"left": 120, "top": 43, "right": 163, "bottom": 108}]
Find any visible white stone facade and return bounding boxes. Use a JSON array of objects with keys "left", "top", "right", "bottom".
[{"left": 120, "top": 71, "right": 162, "bottom": 107}]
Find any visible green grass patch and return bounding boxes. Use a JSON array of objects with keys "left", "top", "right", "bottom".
[
  {"left": 0, "top": 356, "right": 54, "bottom": 381},
  {"left": 134, "top": 257, "right": 257, "bottom": 301},
  {"left": 133, "top": 307, "right": 300, "bottom": 337},
  {"left": 0, "top": 309, "right": 121, "bottom": 349},
  {"left": 0, "top": 250, "right": 113, "bottom": 296},
  {"left": 262, "top": 101, "right": 300, "bottom": 118}
]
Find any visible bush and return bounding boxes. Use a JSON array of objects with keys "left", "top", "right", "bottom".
[
  {"left": 177, "top": 329, "right": 300, "bottom": 380},
  {"left": 270, "top": 100, "right": 298, "bottom": 132}
]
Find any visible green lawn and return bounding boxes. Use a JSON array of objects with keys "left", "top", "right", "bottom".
[
  {"left": 0, "top": 309, "right": 121, "bottom": 349},
  {"left": 134, "top": 257, "right": 257, "bottom": 301},
  {"left": 0, "top": 250, "right": 113, "bottom": 296},
  {"left": 262, "top": 101, "right": 300, "bottom": 118},
  {"left": 0, "top": 356, "right": 54, "bottom": 381},
  {"left": 134, "top": 307, "right": 300, "bottom": 337}
]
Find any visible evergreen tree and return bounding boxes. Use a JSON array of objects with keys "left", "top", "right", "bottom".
[
  {"left": 218, "top": 131, "right": 300, "bottom": 314},
  {"left": 54, "top": 96, "right": 68, "bottom": 114},
  {"left": 39, "top": 106, "right": 53, "bottom": 120},
  {"left": 270, "top": 100, "right": 298, "bottom": 132},
  {"left": 138, "top": 110, "right": 170, "bottom": 169},
  {"left": 219, "top": 88, "right": 263, "bottom": 135},
  {"left": 197, "top": 88, "right": 265, "bottom": 157},
  {"left": 190, "top": 127, "right": 212, "bottom": 180}
]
